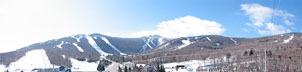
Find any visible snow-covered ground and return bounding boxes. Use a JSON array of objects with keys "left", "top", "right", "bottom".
[
  {"left": 140, "top": 37, "right": 154, "bottom": 52},
  {"left": 2, "top": 49, "right": 53, "bottom": 72},
  {"left": 283, "top": 34, "right": 294, "bottom": 43},
  {"left": 206, "top": 37, "right": 211, "bottom": 41},
  {"left": 150, "top": 37, "right": 156, "bottom": 46},
  {"left": 70, "top": 58, "right": 99, "bottom": 71},
  {"left": 177, "top": 38, "right": 193, "bottom": 50},
  {"left": 163, "top": 60, "right": 202, "bottom": 72},
  {"left": 145, "top": 37, "right": 153, "bottom": 49},
  {"left": 56, "top": 41, "right": 64, "bottom": 49},
  {"left": 71, "top": 57, "right": 119, "bottom": 72},
  {"left": 105, "top": 61, "right": 121, "bottom": 72},
  {"left": 72, "top": 43, "right": 84, "bottom": 52},
  {"left": 194, "top": 37, "right": 201, "bottom": 40},
  {"left": 163, "top": 58, "right": 226, "bottom": 72},
  {"left": 216, "top": 43, "right": 220, "bottom": 46},
  {"left": 62, "top": 55, "right": 66, "bottom": 59},
  {"left": 136, "top": 64, "right": 146, "bottom": 67},
  {"left": 72, "top": 34, "right": 85, "bottom": 42},
  {"left": 140, "top": 44, "right": 148, "bottom": 52},
  {"left": 101, "top": 37, "right": 126, "bottom": 55},
  {"left": 86, "top": 35, "right": 111, "bottom": 56},
  {"left": 274, "top": 40, "right": 278, "bottom": 43},
  {"left": 157, "top": 37, "right": 165, "bottom": 45},
  {"left": 230, "top": 38, "right": 238, "bottom": 45},
  {"left": 0, "top": 64, "right": 7, "bottom": 72},
  {"left": 158, "top": 38, "right": 163, "bottom": 45}
]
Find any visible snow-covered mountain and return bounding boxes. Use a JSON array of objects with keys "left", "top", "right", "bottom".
[
  {"left": 2, "top": 32, "right": 302, "bottom": 71},
  {"left": 0, "top": 33, "right": 168, "bottom": 71},
  {"left": 143, "top": 35, "right": 246, "bottom": 55},
  {"left": 131, "top": 32, "right": 302, "bottom": 64}
]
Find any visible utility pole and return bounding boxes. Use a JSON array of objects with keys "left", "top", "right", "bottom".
[{"left": 264, "top": 48, "right": 267, "bottom": 72}]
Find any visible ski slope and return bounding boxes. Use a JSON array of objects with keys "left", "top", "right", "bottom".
[
  {"left": 7, "top": 49, "right": 52, "bottom": 72},
  {"left": 230, "top": 38, "right": 238, "bottom": 45},
  {"left": 86, "top": 35, "right": 111, "bottom": 56},
  {"left": 177, "top": 39, "right": 193, "bottom": 50},
  {"left": 101, "top": 37, "right": 126, "bottom": 55},
  {"left": 206, "top": 37, "right": 211, "bottom": 41},
  {"left": 283, "top": 34, "right": 294, "bottom": 43},
  {"left": 72, "top": 34, "right": 85, "bottom": 42},
  {"left": 140, "top": 37, "right": 154, "bottom": 52},
  {"left": 72, "top": 43, "right": 84, "bottom": 52},
  {"left": 157, "top": 37, "right": 165, "bottom": 45},
  {"left": 56, "top": 41, "right": 64, "bottom": 49}
]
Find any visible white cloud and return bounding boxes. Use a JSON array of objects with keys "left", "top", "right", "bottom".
[
  {"left": 243, "top": 28, "right": 250, "bottom": 33},
  {"left": 241, "top": 3, "right": 295, "bottom": 35},
  {"left": 130, "top": 16, "right": 225, "bottom": 38},
  {"left": 284, "top": 20, "right": 294, "bottom": 25},
  {"left": 241, "top": 3, "right": 272, "bottom": 27},
  {"left": 257, "top": 23, "right": 291, "bottom": 35}
]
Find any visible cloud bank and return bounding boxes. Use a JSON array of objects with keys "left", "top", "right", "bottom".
[
  {"left": 241, "top": 3, "right": 294, "bottom": 35},
  {"left": 130, "top": 16, "right": 225, "bottom": 38}
]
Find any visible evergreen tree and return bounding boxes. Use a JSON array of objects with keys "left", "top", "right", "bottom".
[
  {"left": 161, "top": 65, "right": 166, "bottom": 72},
  {"left": 156, "top": 62, "right": 160, "bottom": 72},
  {"left": 249, "top": 48, "right": 254, "bottom": 56},
  {"left": 128, "top": 67, "right": 132, "bottom": 72},
  {"left": 148, "top": 67, "right": 153, "bottom": 72},
  {"left": 133, "top": 64, "right": 139, "bottom": 72},
  {"left": 226, "top": 53, "right": 231, "bottom": 59},
  {"left": 59, "top": 66, "right": 65, "bottom": 71},
  {"left": 124, "top": 66, "right": 128, "bottom": 72},
  {"left": 97, "top": 62, "right": 105, "bottom": 71},
  {"left": 118, "top": 66, "right": 122, "bottom": 72},
  {"left": 243, "top": 51, "right": 248, "bottom": 56},
  {"left": 138, "top": 65, "right": 143, "bottom": 72},
  {"left": 157, "top": 65, "right": 166, "bottom": 72}
]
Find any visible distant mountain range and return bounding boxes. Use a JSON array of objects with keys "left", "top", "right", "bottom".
[
  {"left": 1, "top": 32, "right": 302, "bottom": 71},
  {"left": 131, "top": 32, "right": 302, "bottom": 63},
  {"left": 0, "top": 33, "right": 168, "bottom": 68}
]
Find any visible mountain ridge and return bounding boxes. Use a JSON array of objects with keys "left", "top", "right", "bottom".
[
  {"left": 0, "top": 33, "right": 168, "bottom": 68},
  {"left": 129, "top": 32, "right": 302, "bottom": 64},
  {"left": 1, "top": 32, "right": 302, "bottom": 71}
]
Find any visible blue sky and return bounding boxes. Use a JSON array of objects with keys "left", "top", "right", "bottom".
[
  {"left": 0, "top": 0, "right": 301, "bottom": 52},
  {"left": 63, "top": 0, "right": 301, "bottom": 37}
]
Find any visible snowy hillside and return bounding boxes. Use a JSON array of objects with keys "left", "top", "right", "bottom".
[
  {"left": 0, "top": 33, "right": 168, "bottom": 71},
  {"left": 1, "top": 49, "right": 52, "bottom": 72}
]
